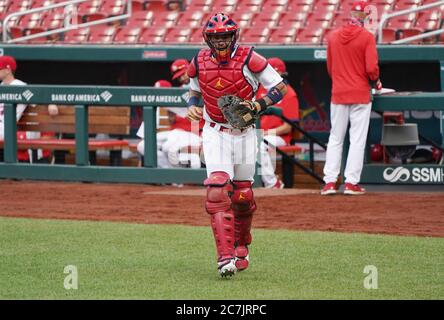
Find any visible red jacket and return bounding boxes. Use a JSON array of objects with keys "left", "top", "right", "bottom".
[{"left": 327, "top": 24, "right": 380, "bottom": 104}]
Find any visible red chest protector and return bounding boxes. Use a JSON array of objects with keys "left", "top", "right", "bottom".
[{"left": 190, "top": 46, "right": 267, "bottom": 123}]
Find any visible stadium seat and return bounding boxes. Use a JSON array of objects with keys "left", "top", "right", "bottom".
[
  {"left": 163, "top": 27, "right": 193, "bottom": 43},
  {"left": 287, "top": 0, "right": 315, "bottom": 13},
  {"left": 387, "top": 17, "right": 415, "bottom": 29},
  {"left": 393, "top": 1, "right": 420, "bottom": 11},
  {"left": 212, "top": 0, "right": 237, "bottom": 14},
  {"left": 268, "top": 27, "right": 298, "bottom": 44},
  {"left": 84, "top": 13, "right": 109, "bottom": 23},
  {"left": 41, "top": 12, "right": 65, "bottom": 30},
  {"left": 32, "top": 0, "right": 57, "bottom": 8},
  {"left": 78, "top": 0, "right": 103, "bottom": 13},
  {"left": 379, "top": 27, "right": 397, "bottom": 42},
  {"left": 415, "top": 10, "right": 442, "bottom": 30},
  {"left": 9, "top": 26, "right": 23, "bottom": 39},
  {"left": 321, "top": 27, "right": 334, "bottom": 44},
  {"left": 145, "top": 0, "right": 168, "bottom": 12},
  {"left": 304, "top": 15, "right": 332, "bottom": 30},
  {"left": 251, "top": 11, "right": 282, "bottom": 28},
  {"left": 113, "top": 25, "right": 142, "bottom": 43},
  {"left": 3, "top": 15, "right": 20, "bottom": 30},
  {"left": 186, "top": 0, "right": 213, "bottom": 12},
  {"left": 231, "top": 12, "right": 256, "bottom": 28},
  {"left": 23, "top": 27, "right": 50, "bottom": 43},
  {"left": 88, "top": 25, "right": 117, "bottom": 44},
  {"left": 132, "top": 0, "right": 147, "bottom": 12},
  {"left": 439, "top": 31, "right": 444, "bottom": 43},
  {"left": 240, "top": 27, "right": 271, "bottom": 43},
  {"left": 261, "top": 0, "right": 288, "bottom": 13},
  {"left": 7, "top": 0, "right": 32, "bottom": 13},
  {"left": 138, "top": 27, "right": 167, "bottom": 44},
  {"left": 188, "top": 27, "right": 205, "bottom": 44},
  {"left": 151, "top": 11, "right": 180, "bottom": 28},
  {"left": 102, "top": 0, "right": 127, "bottom": 16},
  {"left": 312, "top": 3, "right": 338, "bottom": 16},
  {"left": 279, "top": 11, "right": 309, "bottom": 29},
  {"left": 372, "top": 2, "right": 394, "bottom": 15},
  {"left": 318, "top": 0, "right": 340, "bottom": 5},
  {"left": 236, "top": 0, "right": 264, "bottom": 13},
  {"left": 127, "top": 11, "right": 155, "bottom": 28},
  {"left": 398, "top": 27, "right": 424, "bottom": 44},
  {"left": 16, "top": 12, "right": 45, "bottom": 30},
  {"left": 177, "top": 10, "right": 206, "bottom": 28},
  {"left": 63, "top": 28, "right": 90, "bottom": 44},
  {"left": 295, "top": 27, "right": 324, "bottom": 44},
  {"left": 78, "top": 1, "right": 105, "bottom": 22}
]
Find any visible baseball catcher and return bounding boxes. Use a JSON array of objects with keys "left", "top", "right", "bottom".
[{"left": 186, "top": 13, "right": 288, "bottom": 278}]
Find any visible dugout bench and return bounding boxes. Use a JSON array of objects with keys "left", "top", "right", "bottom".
[{"left": 0, "top": 105, "right": 131, "bottom": 165}]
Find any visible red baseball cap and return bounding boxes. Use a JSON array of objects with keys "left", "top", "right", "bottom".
[
  {"left": 170, "top": 59, "right": 189, "bottom": 80},
  {"left": 351, "top": 1, "right": 369, "bottom": 12},
  {"left": 268, "top": 57, "right": 287, "bottom": 75},
  {"left": 154, "top": 80, "right": 172, "bottom": 88},
  {"left": 0, "top": 55, "right": 17, "bottom": 72}
]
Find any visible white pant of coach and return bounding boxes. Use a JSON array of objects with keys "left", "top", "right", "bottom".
[{"left": 323, "top": 103, "right": 372, "bottom": 185}]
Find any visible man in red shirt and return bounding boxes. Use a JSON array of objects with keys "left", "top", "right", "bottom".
[
  {"left": 321, "top": 1, "right": 382, "bottom": 195},
  {"left": 256, "top": 57, "right": 299, "bottom": 189}
]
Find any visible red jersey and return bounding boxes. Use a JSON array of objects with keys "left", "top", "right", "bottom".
[
  {"left": 257, "top": 83, "right": 299, "bottom": 145},
  {"left": 327, "top": 24, "right": 380, "bottom": 104}
]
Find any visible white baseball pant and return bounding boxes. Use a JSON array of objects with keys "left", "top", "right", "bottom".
[
  {"left": 323, "top": 102, "right": 372, "bottom": 185},
  {"left": 202, "top": 122, "right": 258, "bottom": 181}
]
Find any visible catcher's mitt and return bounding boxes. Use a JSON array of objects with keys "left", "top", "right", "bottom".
[{"left": 217, "top": 95, "right": 258, "bottom": 129}]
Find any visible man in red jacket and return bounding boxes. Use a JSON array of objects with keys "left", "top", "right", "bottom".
[{"left": 321, "top": 1, "right": 382, "bottom": 196}]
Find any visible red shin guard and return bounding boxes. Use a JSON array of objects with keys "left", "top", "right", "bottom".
[
  {"left": 204, "top": 172, "right": 235, "bottom": 261},
  {"left": 231, "top": 181, "right": 256, "bottom": 247}
]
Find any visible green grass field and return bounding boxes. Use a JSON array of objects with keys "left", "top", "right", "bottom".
[{"left": 0, "top": 216, "right": 442, "bottom": 299}]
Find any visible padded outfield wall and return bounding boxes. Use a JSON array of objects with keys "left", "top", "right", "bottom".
[{"left": 2, "top": 44, "right": 443, "bottom": 144}]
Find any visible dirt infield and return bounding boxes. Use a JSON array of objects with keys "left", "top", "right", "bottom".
[{"left": 0, "top": 180, "right": 443, "bottom": 237}]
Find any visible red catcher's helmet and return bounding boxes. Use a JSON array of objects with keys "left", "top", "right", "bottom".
[
  {"left": 202, "top": 12, "right": 239, "bottom": 64},
  {"left": 170, "top": 59, "right": 189, "bottom": 81},
  {"left": 370, "top": 144, "right": 383, "bottom": 162},
  {"left": 154, "top": 80, "right": 172, "bottom": 88},
  {"left": 268, "top": 57, "right": 287, "bottom": 75}
]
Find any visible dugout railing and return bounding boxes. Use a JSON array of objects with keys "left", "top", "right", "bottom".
[
  {"left": 0, "top": 85, "right": 209, "bottom": 184},
  {"left": 261, "top": 107, "right": 327, "bottom": 185},
  {"left": 2, "top": 0, "right": 133, "bottom": 44}
]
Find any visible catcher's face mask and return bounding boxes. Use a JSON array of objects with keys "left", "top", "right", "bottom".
[{"left": 203, "top": 13, "right": 239, "bottom": 65}]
